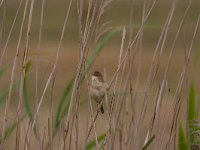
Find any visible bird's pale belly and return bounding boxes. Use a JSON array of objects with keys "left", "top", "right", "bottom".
[{"left": 90, "top": 88, "right": 105, "bottom": 103}]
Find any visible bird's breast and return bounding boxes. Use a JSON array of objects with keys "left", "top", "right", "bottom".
[{"left": 90, "top": 88, "right": 100, "bottom": 102}]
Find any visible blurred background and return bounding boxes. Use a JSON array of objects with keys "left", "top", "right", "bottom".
[
  {"left": 0, "top": 0, "right": 200, "bottom": 149},
  {"left": 1, "top": 0, "right": 199, "bottom": 98}
]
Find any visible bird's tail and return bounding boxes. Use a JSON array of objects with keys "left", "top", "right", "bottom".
[{"left": 100, "top": 104, "right": 104, "bottom": 114}]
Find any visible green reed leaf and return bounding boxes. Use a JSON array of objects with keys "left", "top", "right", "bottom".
[
  {"left": 23, "top": 61, "right": 32, "bottom": 117},
  {"left": 178, "top": 125, "right": 188, "bottom": 150}
]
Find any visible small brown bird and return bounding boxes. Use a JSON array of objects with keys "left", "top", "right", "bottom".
[{"left": 90, "top": 71, "right": 108, "bottom": 114}]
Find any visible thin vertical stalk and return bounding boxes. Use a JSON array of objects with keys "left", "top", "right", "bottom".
[
  {"left": 156, "top": 0, "right": 193, "bottom": 147},
  {"left": 0, "top": 0, "right": 6, "bottom": 61},
  {"left": 35, "top": 0, "right": 45, "bottom": 109},
  {"left": 0, "top": 0, "right": 23, "bottom": 66},
  {"left": 20, "top": 0, "right": 36, "bottom": 149},
  {"left": 135, "top": 0, "right": 177, "bottom": 148},
  {"left": 1, "top": 0, "right": 29, "bottom": 146},
  {"left": 34, "top": 0, "right": 45, "bottom": 148},
  {"left": 32, "top": 0, "right": 73, "bottom": 128}
]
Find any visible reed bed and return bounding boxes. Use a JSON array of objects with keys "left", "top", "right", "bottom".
[{"left": 0, "top": 0, "right": 200, "bottom": 149}]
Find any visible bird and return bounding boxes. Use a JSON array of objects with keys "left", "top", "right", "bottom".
[{"left": 89, "top": 71, "right": 108, "bottom": 114}]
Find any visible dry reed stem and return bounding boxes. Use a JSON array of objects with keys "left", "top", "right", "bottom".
[
  {"left": 81, "top": 69, "right": 107, "bottom": 149},
  {"left": 155, "top": 0, "right": 193, "bottom": 147},
  {"left": 33, "top": 0, "right": 45, "bottom": 148},
  {"left": 20, "top": 0, "right": 36, "bottom": 148},
  {"left": 31, "top": 0, "right": 73, "bottom": 132},
  {"left": 134, "top": 0, "right": 177, "bottom": 148},
  {"left": 74, "top": 96, "right": 80, "bottom": 150},
  {"left": 106, "top": 0, "right": 158, "bottom": 149},
  {"left": 83, "top": 108, "right": 100, "bottom": 149},
  {"left": 66, "top": 1, "right": 114, "bottom": 148},
  {"left": 83, "top": 74, "right": 91, "bottom": 149},
  {"left": 41, "top": 127, "right": 47, "bottom": 150},
  {"left": 0, "top": 0, "right": 23, "bottom": 65},
  {"left": 102, "top": 27, "right": 126, "bottom": 149},
  {"left": 108, "top": 0, "right": 157, "bottom": 91},
  {"left": 111, "top": 68, "right": 131, "bottom": 149},
  {"left": 164, "top": 72, "right": 187, "bottom": 149},
  {"left": 61, "top": 121, "right": 66, "bottom": 150},
  {"left": 125, "top": 0, "right": 147, "bottom": 146},
  {"left": 83, "top": 72, "right": 100, "bottom": 149},
  {"left": 111, "top": 45, "right": 138, "bottom": 148},
  {"left": 82, "top": 71, "right": 104, "bottom": 149},
  {"left": 129, "top": 0, "right": 157, "bottom": 49},
  {"left": 110, "top": 41, "right": 128, "bottom": 150},
  {"left": 35, "top": 0, "right": 45, "bottom": 111},
  {"left": 16, "top": 0, "right": 73, "bottom": 148},
  {"left": 65, "top": 0, "right": 93, "bottom": 140},
  {"left": 47, "top": 74, "right": 56, "bottom": 150},
  {"left": 110, "top": 48, "right": 129, "bottom": 149},
  {"left": 1, "top": 1, "right": 199, "bottom": 149},
  {"left": 68, "top": 106, "right": 76, "bottom": 150},
  {"left": 0, "top": 0, "right": 6, "bottom": 64},
  {"left": 1, "top": 0, "right": 29, "bottom": 148},
  {"left": 0, "top": 0, "right": 4, "bottom": 8},
  {"left": 165, "top": 13, "right": 200, "bottom": 149},
  {"left": 94, "top": 0, "right": 114, "bottom": 44},
  {"left": 89, "top": 97, "right": 100, "bottom": 149}
]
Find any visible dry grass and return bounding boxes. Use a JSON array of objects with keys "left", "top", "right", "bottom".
[{"left": 0, "top": 0, "right": 200, "bottom": 149}]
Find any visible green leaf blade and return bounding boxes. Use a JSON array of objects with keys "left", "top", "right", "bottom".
[
  {"left": 23, "top": 61, "right": 32, "bottom": 117},
  {"left": 86, "top": 133, "right": 106, "bottom": 150},
  {"left": 178, "top": 125, "right": 188, "bottom": 150},
  {"left": 188, "top": 84, "right": 195, "bottom": 122},
  {"left": 188, "top": 83, "right": 196, "bottom": 145}
]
